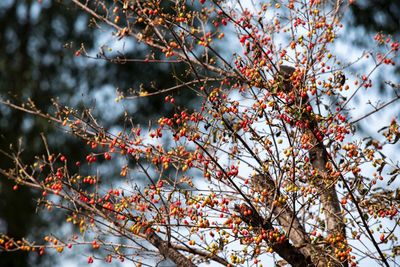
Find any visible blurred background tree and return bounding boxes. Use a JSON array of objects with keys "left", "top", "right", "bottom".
[
  {"left": 349, "top": 1, "right": 400, "bottom": 37},
  {"left": 348, "top": 1, "right": 400, "bottom": 80},
  {"left": 346, "top": 1, "right": 400, "bottom": 133},
  {"left": 0, "top": 0, "right": 194, "bottom": 266}
]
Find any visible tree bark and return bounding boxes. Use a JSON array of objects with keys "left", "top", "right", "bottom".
[
  {"left": 252, "top": 175, "right": 330, "bottom": 266},
  {"left": 235, "top": 203, "right": 314, "bottom": 267},
  {"left": 147, "top": 232, "right": 196, "bottom": 267},
  {"left": 277, "top": 65, "right": 347, "bottom": 266}
]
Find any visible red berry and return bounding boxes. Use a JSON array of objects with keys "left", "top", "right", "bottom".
[{"left": 380, "top": 234, "right": 385, "bottom": 242}]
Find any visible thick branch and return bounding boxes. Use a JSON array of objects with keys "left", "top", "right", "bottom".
[
  {"left": 309, "top": 142, "right": 345, "bottom": 236},
  {"left": 235, "top": 204, "right": 313, "bottom": 267},
  {"left": 147, "top": 232, "right": 196, "bottom": 267},
  {"left": 280, "top": 66, "right": 345, "bottom": 237},
  {"left": 251, "top": 175, "right": 320, "bottom": 263},
  {"left": 278, "top": 66, "right": 346, "bottom": 266},
  {"left": 173, "top": 244, "right": 230, "bottom": 266}
]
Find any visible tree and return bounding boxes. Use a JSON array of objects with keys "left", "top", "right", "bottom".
[{"left": 1, "top": 0, "right": 399, "bottom": 266}]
